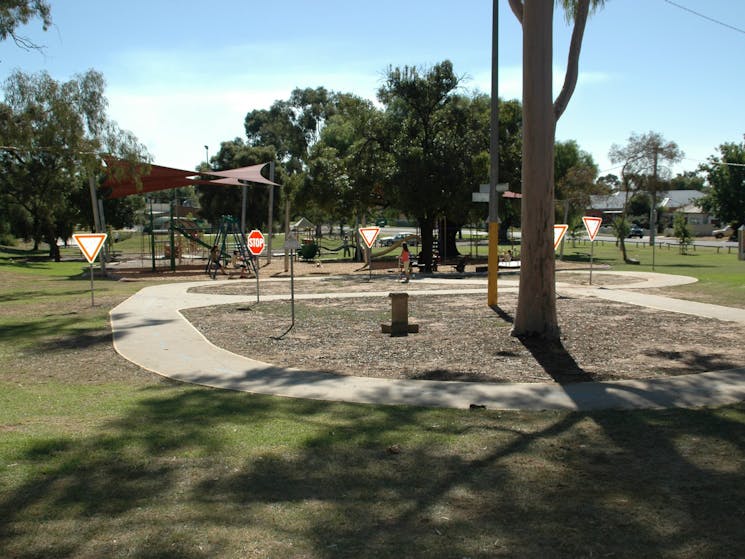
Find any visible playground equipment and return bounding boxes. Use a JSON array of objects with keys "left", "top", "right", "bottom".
[{"left": 205, "top": 216, "right": 259, "bottom": 279}]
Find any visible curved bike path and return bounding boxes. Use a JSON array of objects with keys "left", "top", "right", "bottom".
[{"left": 110, "top": 272, "right": 745, "bottom": 410}]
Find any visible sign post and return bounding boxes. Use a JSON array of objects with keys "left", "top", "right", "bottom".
[
  {"left": 279, "top": 233, "right": 300, "bottom": 337},
  {"left": 73, "top": 233, "right": 108, "bottom": 306},
  {"left": 247, "top": 229, "right": 265, "bottom": 303},
  {"left": 582, "top": 216, "right": 603, "bottom": 285},
  {"left": 358, "top": 226, "right": 380, "bottom": 282}
]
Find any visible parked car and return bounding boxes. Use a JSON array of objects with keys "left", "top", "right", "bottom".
[
  {"left": 712, "top": 225, "right": 735, "bottom": 240},
  {"left": 379, "top": 233, "right": 407, "bottom": 247},
  {"left": 627, "top": 225, "right": 644, "bottom": 238}
]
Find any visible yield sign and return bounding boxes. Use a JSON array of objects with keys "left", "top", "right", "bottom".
[
  {"left": 553, "top": 224, "right": 569, "bottom": 250},
  {"left": 582, "top": 216, "right": 603, "bottom": 241},
  {"left": 73, "top": 233, "right": 107, "bottom": 263},
  {"left": 358, "top": 227, "right": 380, "bottom": 249}
]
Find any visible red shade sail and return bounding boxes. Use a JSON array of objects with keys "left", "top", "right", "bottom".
[{"left": 100, "top": 158, "right": 278, "bottom": 199}]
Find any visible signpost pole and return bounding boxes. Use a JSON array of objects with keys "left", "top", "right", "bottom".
[
  {"left": 290, "top": 248, "right": 295, "bottom": 328},
  {"left": 73, "top": 233, "right": 108, "bottom": 307},
  {"left": 581, "top": 216, "right": 602, "bottom": 286},
  {"left": 589, "top": 239, "right": 594, "bottom": 285},
  {"left": 358, "top": 227, "right": 380, "bottom": 283},
  {"left": 255, "top": 261, "right": 260, "bottom": 304},
  {"left": 89, "top": 263, "right": 95, "bottom": 307}
]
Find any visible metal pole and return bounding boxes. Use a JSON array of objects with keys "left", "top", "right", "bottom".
[
  {"left": 241, "top": 185, "right": 247, "bottom": 234},
  {"left": 267, "top": 161, "right": 275, "bottom": 263},
  {"left": 89, "top": 263, "right": 95, "bottom": 306},
  {"left": 169, "top": 192, "right": 176, "bottom": 272},
  {"left": 255, "top": 258, "right": 260, "bottom": 304},
  {"left": 149, "top": 200, "right": 156, "bottom": 272},
  {"left": 487, "top": 0, "right": 500, "bottom": 307},
  {"left": 589, "top": 239, "right": 594, "bottom": 285},
  {"left": 290, "top": 249, "right": 295, "bottom": 327},
  {"left": 284, "top": 187, "right": 291, "bottom": 272}
]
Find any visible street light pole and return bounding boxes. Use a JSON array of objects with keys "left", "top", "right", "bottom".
[
  {"left": 204, "top": 145, "right": 209, "bottom": 166},
  {"left": 487, "top": 0, "right": 500, "bottom": 308}
]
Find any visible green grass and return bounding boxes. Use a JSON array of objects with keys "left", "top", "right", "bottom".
[
  {"left": 1, "top": 244, "right": 745, "bottom": 558},
  {"left": 560, "top": 239, "right": 745, "bottom": 307}
]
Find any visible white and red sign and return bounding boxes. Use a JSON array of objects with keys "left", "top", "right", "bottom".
[
  {"left": 553, "top": 224, "right": 569, "bottom": 250},
  {"left": 246, "top": 229, "right": 266, "bottom": 255},
  {"left": 582, "top": 216, "right": 603, "bottom": 241},
  {"left": 73, "top": 233, "right": 107, "bottom": 263},
  {"left": 358, "top": 226, "right": 380, "bottom": 249}
]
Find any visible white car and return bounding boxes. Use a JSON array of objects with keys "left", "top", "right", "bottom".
[
  {"left": 379, "top": 233, "right": 407, "bottom": 247},
  {"left": 712, "top": 225, "right": 735, "bottom": 240}
]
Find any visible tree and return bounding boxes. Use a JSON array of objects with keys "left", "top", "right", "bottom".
[
  {"left": 673, "top": 213, "right": 692, "bottom": 254},
  {"left": 554, "top": 139, "right": 601, "bottom": 225},
  {"left": 0, "top": 69, "right": 148, "bottom": 259},
  {"left": 378, "top": 61, "right": 489, "bottom": 271},
  {"left": 699, "top": 138, "right": 745, "bottom": 229},
  {"left": 0, "top": 0, "right": 51, "bottom": 52},
  {"left": 243, "top": 87, "right": 339, "bottom": 239},
  {"left": 608, "top": 131, "right": 683, "bottom": 245},
  {"left": 669, "top": 171, "right": 704, "bottom": 191},
  {"left": 508, "top": 0, "right": 605, "bottom": 339},
  {"left": 303, "top": 93, "right": 391, "bottom": 233}
]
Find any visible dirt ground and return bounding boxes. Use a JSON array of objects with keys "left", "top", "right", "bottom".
[{"left": 163, "top": 259, "right": 745, "bottom": 385}]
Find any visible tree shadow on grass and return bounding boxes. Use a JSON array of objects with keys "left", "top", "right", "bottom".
[{"left": 2, "top": 383, "right": 745, "bottom": 558}]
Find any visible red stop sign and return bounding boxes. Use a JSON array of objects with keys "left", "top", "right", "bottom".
[{"left": 246, "top": 229, "right": 265, "bottom": 256}]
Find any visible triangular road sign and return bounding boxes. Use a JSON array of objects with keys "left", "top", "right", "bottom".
[
  {"left": 73, "top": 233, "right": 108, "bottom": 263},
  {"left": 553, "top": 224, "right": 569, "bottom": 250},
  {"left": 582, "top": 216, "right": 603, "bottom": 241},
  {"left": 358, "top": 227, "right": 380, "bottom": 249}
]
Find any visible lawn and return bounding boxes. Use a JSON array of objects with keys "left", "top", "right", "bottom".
[
  {"left": 560, "top": 239, "right": 745, "bottom": 308},
  {"left": 1, "top": 244, "right": 744, "bottom": 558}
]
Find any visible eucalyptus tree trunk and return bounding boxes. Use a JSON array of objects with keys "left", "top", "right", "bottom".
[{"left": 512, "top": 0, "right": 559, "bottom": 338}]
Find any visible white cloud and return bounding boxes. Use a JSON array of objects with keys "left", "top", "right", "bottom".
[{"left": 107, "top": 88, "right": 286, "bottom": 169}]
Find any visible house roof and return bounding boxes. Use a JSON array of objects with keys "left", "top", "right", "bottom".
[
  {"left": 292, "top": 217, "right": 315, "bottom": 230},
  {"left": 589, "top": 190, "right": 705, "bottom": 211}
]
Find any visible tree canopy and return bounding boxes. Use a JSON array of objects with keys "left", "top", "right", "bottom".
[
  {"left": 0, "top": 69, "right": 148, "bottom": 258},
  {"left": 699, "top": 138, "right": 745, "bottom": 228},
  {"left": 0, "top": 0, "right": 51, "bottom": 52}
]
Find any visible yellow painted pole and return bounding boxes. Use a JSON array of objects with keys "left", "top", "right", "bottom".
[
  {"left": 488, "top": 222, "right": 499, "bottom": 307},
  {"left": 488, "top": 0, "right": 499, "bottom": 308}
]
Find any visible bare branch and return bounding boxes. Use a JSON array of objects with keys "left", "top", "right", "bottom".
[
  {"left": 508, "top": 0, "right": 524, "bottom": 24},
  {"left": 553, "top": 0, "right": 590, "bottom": 121}
]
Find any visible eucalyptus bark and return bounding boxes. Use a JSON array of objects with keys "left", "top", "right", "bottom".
[{"left": 511, "top": 0, "right": 559, "bottom": 338}]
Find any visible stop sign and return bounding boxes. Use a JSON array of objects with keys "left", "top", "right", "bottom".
[{"left": 246, "top": 229, "right": 265, "bottom": 256}]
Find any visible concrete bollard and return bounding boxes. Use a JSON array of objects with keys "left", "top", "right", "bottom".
[{"left": 381, "top": 292, "right": 419, "bottom": 337}]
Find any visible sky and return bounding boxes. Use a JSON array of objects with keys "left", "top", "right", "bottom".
[{"left": 2, "top": 0, "right": 744, "bottom": 179}]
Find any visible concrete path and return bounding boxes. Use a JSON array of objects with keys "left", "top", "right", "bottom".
[{"left": 110, "top": 272, "right": 745, "bottom": 411}]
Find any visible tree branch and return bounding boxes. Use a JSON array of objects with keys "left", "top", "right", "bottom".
[
  {"left": 553, "top": 0, "right": 590, "bottom": 121},
  {"left": 508, "top": 0, "right": 524, "bottom": 24}
]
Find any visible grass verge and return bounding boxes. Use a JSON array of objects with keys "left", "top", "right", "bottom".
[{"left": 1, "top": 245, "right": 744, "bottom": 558}]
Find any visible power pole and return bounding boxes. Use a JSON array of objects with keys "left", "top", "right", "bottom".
[
  {"left": 650, "top": 148, "right": 658, "bottom": 271},
  {"left": 487, "top": 0, "right": 500, "bottom": 307}
]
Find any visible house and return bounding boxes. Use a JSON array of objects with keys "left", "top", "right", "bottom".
[{"left": 588, "top": 190, "right": 708, "bottom": 233}]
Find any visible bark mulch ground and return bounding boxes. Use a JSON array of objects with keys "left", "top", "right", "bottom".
[{"left": 178, "top": 264, "right": 744, "bottom": 384}]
